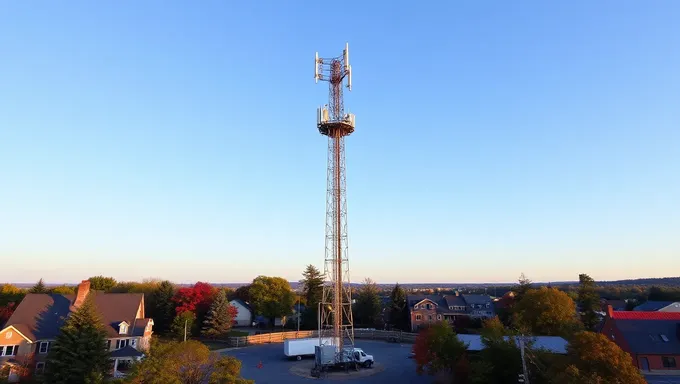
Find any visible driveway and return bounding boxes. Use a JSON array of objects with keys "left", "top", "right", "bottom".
[{"left": 645, "top": 375, "right": 680, "bottom": 384}]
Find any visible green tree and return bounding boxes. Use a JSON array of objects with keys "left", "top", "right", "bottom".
[
  {"left": 88, "top": 276, "right": 117, "bottom": 292},
  {"left": 300, "top": 265, "right": 324, "bottom": 330},
  {"left": 0, "top": 284, "right": 25, "bottom": 307},
  {"left": 30, "top": 278, "right": 48, "bottom": 294},
  {"left": 248, "top": 276, "right": 295, "bottom": 324},
  {"left": 171, "top": 311, "right": 196, "bottom": 341},
  {"left": 150, "top": 280, "right": 176, "bottom": 335},
  {"left": 45, "top": 296, "right": 110, "bottom": 383},
  {"left": 388, "top": 283, "right": 409, "bottom": 331},
  {"left": 577, "top": 274, "right": 600, "bottom": 330},
  {"left": 553, "top": 331, "right": 646, "bottom": 384},
  {"left": 512, "top": 273, "right": 532, "bottom": 302},
  {"left": 202, "top": 289, "right": 238, "bottom": 338},
  {"left": 124, "top": 340, "right": 253, "bottom": 384},
  {"left": 354, "top": 278, "right": 382, "bottom": 327},
  {"left": 50, "top": 285, "right": 76, "bottom": 295},
  {"left": 513, "top": 287, "right": 582, "bottom": 337},
  {"left": 413, "top": 321, "right": 469, "bottom": 383},
  {"left": 471, "top": 317, "right": 523, "bottom": 384}
]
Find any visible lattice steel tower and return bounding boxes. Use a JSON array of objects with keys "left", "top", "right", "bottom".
[{"left": 314, "top": 43, "right": 355, "bottom": 354}]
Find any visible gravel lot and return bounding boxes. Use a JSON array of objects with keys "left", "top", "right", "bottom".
[{"left": 222, "top": 340, "right": 431, "bottom": 383}]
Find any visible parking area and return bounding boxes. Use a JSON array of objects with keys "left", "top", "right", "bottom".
[{"left": 222, "top": 340, "right": 430, "bottom": 383}]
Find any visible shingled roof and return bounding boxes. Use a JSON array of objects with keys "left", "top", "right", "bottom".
[{"left": 3, "top": 292, "right": 147, "bottom": 341}]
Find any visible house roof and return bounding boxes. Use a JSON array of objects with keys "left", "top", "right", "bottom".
[
  {"left": 611, "top": 311, "right": 680, "bottom": 321},
  {"left": 443, "top": 295, "right": 466, "bottom": 308},
  {"left": 230, "top": 299, "right": 252, "bottom": 312},
  {"left": 461, "top": 294, "right": 493, "bottom": 305},
  {"left": 615, "top": 319, "right": 680, "bottom": 355},
  {"left": 3, "top": 293, "right": 147, "bottom": 341},
  {"left": 110, "top": 345, "right": 145, "bottom": 358},
  {"left": 457, "top": 334, "right": 568, "bottom": 354},
  {"left": 634, "top": 301, "right": 680, "bottom": 312},
  {"left": 407, "top": 295, "right": 472, "bottom": 315}
]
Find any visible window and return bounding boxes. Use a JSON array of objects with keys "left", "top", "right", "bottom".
[
  {"left": 415, "top": 314, "right": 422, "bottom": 321},
  {"left": 107, "top": 340, "right": 111, "bottom": 350},
  {"left": 428, "top": 315, "right": 432, "bottom": 321},
  {"left": 35, "top": 362, "right": 46, "bottom": 374},
  {"left": 426, "top": 304, "right": 432, "bottom": 310},
  {"left": 437, "top": 314, "right": 442, "bottom": 320},
  {"left": 119, "top": 323, "right": 128, "bottom": 335},
  {"left": 414, "top": 304, "right": 418, "bottom": 309},
  {"left": 485, "top": 303, "right": 490, "bottom": 308},
  {"left": 39, "top": 341, "right": 50, "bottom": 354},
  {"left": 662, "top": 357, "right": 677, "bottom": 369},
  {"left": 131, "top": 339, "right": 137, "bottom": 348},
  {"left": 116, "top": 339, "right": 130, "bottom": 350},
  {"left": 5, "top": 331, "right": 12, "bottom": 339},
  {"left": 660, "top": 334, "right": 669, "bottom": 342},
  {"left": 1, "top": 345, "right": 18, "bottom": 356},
  {"left": 449, "top": 306, "right": 453, "bottom": 310}
]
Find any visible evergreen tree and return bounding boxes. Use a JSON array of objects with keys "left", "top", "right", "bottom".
[
  {"left": 578, "top": 274, "right": 600, "bottom": 330},
  {"left": 354, "top": 278, "right": 382, "bottom": 327},
  {"left": 45, "top": 296, "right": 110, "bottom": 384},
  {"left": 512, "top": 273, "right": 532, "bottom": 302},
  {"left": 150, "top": 280, "right": 176, "bottom": 335},
  {"left": 300, "top": 265, "right": 324, "bottom": 329},
  {"left": 202, "top": 289, "right": 237, "bottom": 338},
  {"left": 29, "top": 278, "right": 47, "bottom": 294},
  {"left": 171, "top": 311, "right": 196, "bottom": 341},
  {"left": 388, "top": 283, "right": 409, "bottom": 331}
]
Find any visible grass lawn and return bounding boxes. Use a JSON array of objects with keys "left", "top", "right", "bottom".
[{"left": 227, "top": 330, "right": 249, "bottom": 337}]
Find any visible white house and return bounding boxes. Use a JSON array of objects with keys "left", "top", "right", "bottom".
[{"left": 229, "top": 299, "right": 253, "bottom": 327}]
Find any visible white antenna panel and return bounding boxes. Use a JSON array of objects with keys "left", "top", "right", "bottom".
[
  {"left": 347, "top": 65, "right": 352, "bottom": 91},
  {"left": 315, "top": 52, "right": 319, "bottom": 83},
  {"left": 344, "top": 43, "right": 349, "bottom": 71}
]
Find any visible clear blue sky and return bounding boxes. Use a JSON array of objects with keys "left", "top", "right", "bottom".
[{"left": 1, "top": 1, "right": 679, "bottom": 285}]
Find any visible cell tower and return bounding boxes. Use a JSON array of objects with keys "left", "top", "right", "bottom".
[{"left": 314, "top": 43, "right": 355, "bottom": 355}]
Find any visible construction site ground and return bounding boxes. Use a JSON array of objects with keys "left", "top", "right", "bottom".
[{"left": 222, "top": 339, "right": 430, "bottom": 383}]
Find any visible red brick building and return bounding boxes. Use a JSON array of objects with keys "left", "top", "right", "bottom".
[{"left": 600, "top": 305, "right": 680, "bottom": 373}]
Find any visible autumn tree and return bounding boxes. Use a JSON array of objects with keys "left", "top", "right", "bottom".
[
  {"left": 248, "top": 276, "right": 295, "bottom": 324},
  {"left": 230, "top": 285, "right": 252, "bottom": 303},
  {"left": 202, "top": 289, "right": 238, "bottom": 338},
  {"left": 45, "top": 296, "right": 110, "bottom": 383},
  {"left": 50, "top": 285, "right": 76, "bottom": 294},
  {"left": 388, "top": 283, "right": 409, "bottom": 331},
  {"left": 300, "top": 265, "right": 324, "bottom": 330},
  {"left": 0, "top": 302, "right": 16, "bottom": 327},
  {"left": 149, "top": 280, "right": 176, "bottom": 335},
  {"left": 171, "top": 311, "right": 196, "bottom": 341},
  {"left": 513, "top": 287, "right": 581, "bottom": 337},
  {"left": 553, "top": 331, "right": 646, "bottom": 384},
  {"left": 577, "top": 274, "right": 600, "bottom": 330},
  {"left": 353, "top": 278, "right": 382, "bottom": 327},
  {"left": 0, "top": 284, "right": 25, "bottom": 307},
  {"left": 124, "top": 340, "right": 253, "bottom": 384},
  {"left": 88, "top": 276, "right": 117, "bottom": 292},
  {"left": 30, "top": 278, "right": 48, "bottom": 293},
  {"left": 172, "top": 282, "right": 216, "bottom": 335},
  {"left": 413, "top": 321, "right": 469, "bottom": 383}
]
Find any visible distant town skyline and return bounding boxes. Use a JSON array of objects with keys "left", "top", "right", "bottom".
[{"left": 1, "top": 2, "right": 678, "bottom": 283}]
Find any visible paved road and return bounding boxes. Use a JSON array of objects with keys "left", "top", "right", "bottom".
[
  {"left": 646, "top": 375, "right": 680, "bottom": 384},
  {"left": 222, "top": 340, "right": 431, "bottom": 384}
]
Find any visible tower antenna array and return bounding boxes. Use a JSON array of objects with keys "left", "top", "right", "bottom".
[{"left": 314, "top": 43, "right": 355, "bottom": 357}]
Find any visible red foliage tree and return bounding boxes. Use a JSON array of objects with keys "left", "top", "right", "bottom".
[
  {"left": 413, "top": 322, "right": 470, "bottom": 383},
  {"left": 172, "top": 282, "right": 216, "bottom": 314},
  {"left": 0, "top": 302, "right": 16, "bottom": 326}
]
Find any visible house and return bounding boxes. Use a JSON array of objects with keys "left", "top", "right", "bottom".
[
  {"left": 461, "top": 294, "right": 495, "bottom": 318},
  {"left": 0, "top": 280, "right": 153, "bottom": 381},
  {"left": 600, "top": 305, "right": 680, "bottom": 373},
  {"left": 634, "top": 301, "right": 680, "bottom": 312},
  {"left": 600, "top": 299, "right": 627, "bottom": 312},
  {"left": 407, "top": 293, "right": 495, "bottom": 332},
  {"left": 229, "top": 299, "right": 252, "bottom": 327}
]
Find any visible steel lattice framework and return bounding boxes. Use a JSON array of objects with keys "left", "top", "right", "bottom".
[{"left": 315, "top": 44, "right": 355, "bottom": 355}]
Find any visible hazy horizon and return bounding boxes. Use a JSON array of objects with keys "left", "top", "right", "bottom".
[{"left": 1, "top": 2, "right": 678, "bottom": 283}]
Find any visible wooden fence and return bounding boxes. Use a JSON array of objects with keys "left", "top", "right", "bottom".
[{"left": 224, "top": 329, "right": 417, "bottom": 348}]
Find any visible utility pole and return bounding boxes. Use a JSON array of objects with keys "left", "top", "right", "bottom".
[
  {"left": 297, "top": 295, "right": 301, "bottom": 333},
  {"left": 519, "top": 336, "right": 530, "bottom": 384},
  {"left": 184, "top": 319, "right": 187, "bottom": 342}
]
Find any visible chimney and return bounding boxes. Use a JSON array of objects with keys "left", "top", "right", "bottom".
[
  {"left": 607, "top": 305, "right": 614, "bottom": 318},
  {"left": 74, "top": 280, "right": 91, "bottom": 309}
]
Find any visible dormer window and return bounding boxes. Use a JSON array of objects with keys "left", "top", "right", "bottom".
[{"left": 119, "top": 321, "right": 129, "bottom": 335}]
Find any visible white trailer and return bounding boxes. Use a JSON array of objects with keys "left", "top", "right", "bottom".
[{"left": 284, "top": 337, "right": 335, "bottom": 360}]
